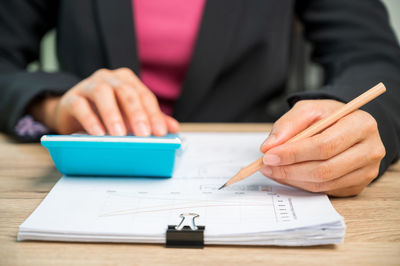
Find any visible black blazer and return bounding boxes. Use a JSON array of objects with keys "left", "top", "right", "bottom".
[{"left": 0, "top": 0, "right": 399, "bottom": 175}]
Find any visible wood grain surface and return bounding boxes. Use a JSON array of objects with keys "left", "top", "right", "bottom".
[{"left": 0, "top": 123, "right": 399, "bottom": 266}]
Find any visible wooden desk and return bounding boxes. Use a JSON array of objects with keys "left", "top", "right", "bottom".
[{"left": 1, "top": 124, "right": 399, "bottom": 266}]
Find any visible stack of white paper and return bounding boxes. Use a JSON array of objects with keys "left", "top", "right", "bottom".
[{"left": 18, "top": 133, "right": 345, "bottom": 246}]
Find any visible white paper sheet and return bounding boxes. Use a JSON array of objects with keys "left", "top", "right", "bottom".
[{"left": 18, "top": 133, "right": 345, "bottom": 246}]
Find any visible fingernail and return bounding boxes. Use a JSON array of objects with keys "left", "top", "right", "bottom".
[
  {"left": 136, "top": 122, "right": 150, "bottom": 136},
  {"left": 155, "top": 124, "right": 167, "bottom": 136},
  {"left": 263, "top": 154, "right": 281, "bottom": 166},
  {"left": 261, "top": 134, "right": 277, "bottom": 149},
  {"left": 92, "top": 125, "right": 105, "bottom": 136},
  {"left": 113, "top": 123, "right": 125, "bottom": 136},
  {"left": 260, "top": 166, "right": 272, "bottom": 176}
]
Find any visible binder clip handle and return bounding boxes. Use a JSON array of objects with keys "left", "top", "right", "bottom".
[
  {"left": 166, "top": 213, "right": 205, "bottom": 248},
  {"left": 175, "top": 213, "right": 199, "bottom": 231}
]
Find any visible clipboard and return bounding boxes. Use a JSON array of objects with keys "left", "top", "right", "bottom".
[{"left": 41, "top": 134, "right": 181, "bottom": 177}]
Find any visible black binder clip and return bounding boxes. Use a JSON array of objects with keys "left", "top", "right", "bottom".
[{"left": 166, "top": 213, "right": 205, "bottom": 248}]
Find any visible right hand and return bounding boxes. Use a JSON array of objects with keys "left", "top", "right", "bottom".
[{"left": 30, "top": 68, "right": 180, "bottom": 136}]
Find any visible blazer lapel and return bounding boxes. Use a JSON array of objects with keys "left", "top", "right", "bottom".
[
  {"left": 95, "top": 0, "right": 140, "bottom": 72},
  {"left": 173, "top": 0, "right": 242, "bottom": 121}
]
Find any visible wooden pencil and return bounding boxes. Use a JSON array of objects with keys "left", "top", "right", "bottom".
[{"left": 219, "top": 82, "right": 387, "bottom": 190}]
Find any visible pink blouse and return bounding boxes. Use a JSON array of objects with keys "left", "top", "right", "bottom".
[{"left": 132, "top": 0, "right": 206, "bottom": 115}]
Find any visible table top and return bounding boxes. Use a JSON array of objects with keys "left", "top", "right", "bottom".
[{"left": 1, "top": 123, "right": 399, "bottom": 266}]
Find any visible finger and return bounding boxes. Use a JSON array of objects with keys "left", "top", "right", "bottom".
[
  {"left": 114, "top": 69, "right": 167, "bottom": 136},
  {"left": 113, "top": 83, "right": 151, "bottom": 136},
  {"left": 263, "top": 110, "right": 367, "bottom": 166},
  {"left": 260, "top": 101, "right": 323, "bottom": 153},
  {"left": 266, "top": 175, "right": 367, "bottom": 197},
  {"left": 164, "top": 114, "right": 180, "bottom": 134},
  {"left": 79, "top": 82, "right": 126, "bottom": 136},
  {"left": 66, "top": 95, "right": 105, "bottom": 135},
  {"left": 327, "top": 184, "right": 368, "bottom": 197},
  {"left": 261, "top": 141, "right": 376, "bottom": 182},
  {"left": 139, "top": 91, "right": 167, "bottom": 136},
  {"left": 262, "top": 163, "right": 379, "bottom": 195},
  {"left": 325, "top": 163, "right": 379, "bottom": 195}
]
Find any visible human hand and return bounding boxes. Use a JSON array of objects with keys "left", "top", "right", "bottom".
[
  {"left": 30, "top": 68, "right": 179, "bottom": 136},
  {"left": 259, "top": 99, "right": 386, "bottom": 197}
]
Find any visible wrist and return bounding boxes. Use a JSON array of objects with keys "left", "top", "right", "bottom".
[{"left": 28, "top": 96, "right": 60, "bottom": 131}]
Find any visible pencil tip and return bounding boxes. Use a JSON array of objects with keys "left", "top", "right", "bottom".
[{"left": 218, "top": 183, "right": 227, "bottom": 190}]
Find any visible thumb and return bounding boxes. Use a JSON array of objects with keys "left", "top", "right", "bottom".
[{"left": 260, "top": 102, "right": 322, "bottom": 153}]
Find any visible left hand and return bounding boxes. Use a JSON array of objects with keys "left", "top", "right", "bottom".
[{"left": 259, "top": 99, "right": 386, "bottom": 197}]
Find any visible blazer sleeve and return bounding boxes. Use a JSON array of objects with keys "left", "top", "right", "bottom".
[
  {"left": 0, "top": 0, "right": 80, "bottom": 137},
  {"left": 291, "top": 0, "right": 400, "bottom": 176}
]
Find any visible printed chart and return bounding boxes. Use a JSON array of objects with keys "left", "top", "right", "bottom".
[{"left": 98, "top": 185, "right": 296, "bottom": 227}]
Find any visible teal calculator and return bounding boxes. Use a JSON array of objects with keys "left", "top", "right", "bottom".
[{"left": 41, "top": 134, "right": 181, "bottom": 177}]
